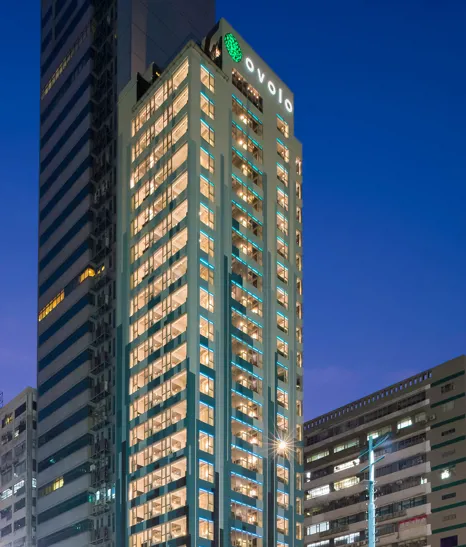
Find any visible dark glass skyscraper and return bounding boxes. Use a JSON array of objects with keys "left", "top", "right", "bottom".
[{"left": 37, "top": 2, "right": 214, "bottom": 546}]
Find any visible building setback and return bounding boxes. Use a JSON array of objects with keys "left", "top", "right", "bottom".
[
  {"left": 37, "top": 1, "right": 214, "bottom": 547},
  {"left": 0, "top": 388, "right": 37, "bottom": 547},
  {"left": 117, "top": 19, "right": 304, "bottom": 546},
  {"left": 303, "top": 356, "right": 466, "bottom": 547}
]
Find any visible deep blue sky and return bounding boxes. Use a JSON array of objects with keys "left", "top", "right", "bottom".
[{"left": 0, "top": 1, "right": 464, "bottom": 418}]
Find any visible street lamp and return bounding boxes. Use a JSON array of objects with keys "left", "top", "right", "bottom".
[{"left": 360, "top": 433, "right": 390, "bottom": 547}]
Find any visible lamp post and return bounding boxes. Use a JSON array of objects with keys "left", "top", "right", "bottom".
[{"left": 360, "top": 434, "right": 390, "bottom": 547}]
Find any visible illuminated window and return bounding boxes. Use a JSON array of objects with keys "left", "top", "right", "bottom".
[
  {"left": 277, "top": 516, "right": 289, "bottom": 535},
  {"left": 277, "top": 363, "right": 288, "bottom": 383},
  {"left": 232, "top": 96, "right": 263, "bottom": 136},
  {"left": 296, "top": 326, "right": 303, "bottom": 343},
  {"left": 277, "top": 262, "right": 288, "bottom": 283},
  {"left": 440, "top": 468, "right": 452, "bottom": 480},
  {"left": 297, "top": 179, "right": 302, "bottom": 199},
  {"left": 200, "top": 316, "right": 214, "bottom": 341},
  {"left": 295, "top": 494, "right": 303, "bottom": 515},
  {"left": 277, "top": 188, "right": 288, "bottom": 211},
  {"left": 201, "top": 120, "right": 215, "bottom": 145},
  {"left": 335, "top": 533, "right": 360, "bottom": 546},
  {"left": 199, "top": 489, "right": 214, "bottom": 511},
  {"left": 277, "top": 388, "right": 289, "bottom": 409},
  {"left": 200, "top": 345, "right": 214, "bottom": 369},
  {"left": 334, "top": 476, "right": 360, "bottom": 490},
  {"left": 277, "top": 163, "right": 289, "bottom": 186},
  {"left": 367, "top": 425, "right": 391, "bottom": 440},
  {"left": 296, "top": 157, "right": 303, "bottom": 175},
  {"left": 200, "top": 374, "right": 214, "bottom": 398},
  {"left": 200, "top": 288, "right": 214, "bottom": 312},
  {"left": 13, "top": 480, "right": 24, "bottom": 494},
  {"left": 296, "top": 253, "right": 302, "bottom": 271},
  {"left": 397, "top": 417, "right": 413, "bottom": 430},
  {"left": 296, "top": 206, "right": 302, "bottom": 223},
  {"left": 277, "top": 287, "right": 288, "bottom": 309},
  {"left": 38, "top": 476, "right": 64, "bottom": 498},
  {"left": 199, "top": 460, "right": 214, "bottom": 483},
  {"left": 297, "top": 351, "right": 303, "bottom": 367},
  {"left": 334, "top": 439, "right": 359, "bottom": 453},
  {"left": 38, "top": 290, "right": 65, "bottom": 321},
  {"left": 296, "top": 229, "right": 302, "bottom": 247},
  {"left": 297, "top": 301, "right": 303, "bottom": 319},
  {"left": 232, "top": 149, "right": 263, "bottom": 188},
  {"left": 79, "top": 267, "right": 95, "bottom": 283},
  {"left": 200, "top": 92, "right": 215, "bottom": 119},
  {"left": 297, "top": 400, "right": 303, "bottom": 417},
  {"left": 200, "top": 232, "right": 214, "bottom": 257},
  {"left": 308, "top": 485, "right": 330, "bottom": 499},
  {"left": 41, "top": 25, "right": 90, "bottom": 98},
  {"left": 277, "top": 312, "right": 288, "bottom": 333},
  {"left": 297, "top": 277, "right": 303, "bottom": 295},
  {"left": 307, "top": 522, "right": 329, "bottom": 536},
  {"left": 277, "top": 464, "right": 289, "bottom": 484},
  {"left": 308, "top": 542, "right": 330, "bottom": 547},
  {"left": 277, "top": 115, "right": 289, "bottom": 138},
  {"left": 296, "top": 473, "right": 302, "bottom": 490},
  {"left": 200, "top": 147, "right": 215, "bottom": 173},
  {"left": 132, "top": 92, "right": 189, "bottom": 160},
  {"left": 200, "top": 203, "right": 215, "bottom": 229},
  {"left": 277, "top": 237, "right": 289, "bottom": 259},
  {"left": 232, "top": 69, "right": 263, "bottom": 112},
  {"left": 277, "top": 490, "right": 289, "bottom": 509},
  {"left": 277, "top": 212, "right": 288, "bottom": 236},
  {"left": 232, "top": 123, "right": 263, "bottom": 163},
  {"left": 334, "top": 459, "right": 360, "bottom": 473},
  {"left": 201, "top": 65, "right": 215, "bottom": 92},
  {"left": 277, "top": 413, "right": 289, "bottom": 434},
  {"left": 277, "top": 139, "right": 289, "bottom": 163},
  {"left": 232, "top": 174, "right": 263, "bottom": 212},
  {"left": 199, "top": 518, "right": 214, "bottom": 540},
  {"left": 200, "top": 175, "right": 215, "bottom": 201},
  {"left": 199, "top": 403, "right": 214, "bottom": 426},
  {"left": 199, "top": 432, "right": 214, "bottom": 455},
  {"left": 200, "top": 261, "right": 214, "bottom": 284},
  {"left": 277, "top": 337, "right": 288, "bottom": 358}
]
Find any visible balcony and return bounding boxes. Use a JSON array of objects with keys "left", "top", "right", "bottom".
[
  {"left": 91, "top": 527, "right": 110, "bottom": 544},
  {"left": 320, "top": 526, "right": 349, "bottom": 538},
  {"left": 92, "top": 380, "right": 110, "bottom": 403}
]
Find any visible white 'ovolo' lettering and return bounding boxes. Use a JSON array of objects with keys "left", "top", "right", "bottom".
[{"left": 245, "top": 57, "right": 293, "bottom": 114}]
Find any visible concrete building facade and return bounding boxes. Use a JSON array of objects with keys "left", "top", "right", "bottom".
[
  {"left": 116, "top": 19, "right": 304, "bottom": 547},
  {"left": 303, "top": 356, "right": 466, "bottom": 547},
  {"left": 0, "top": 388, "right": 37, "bottom": 547},
  {"left": 37, "top": 1, "right": 214, "bottom": 547}
]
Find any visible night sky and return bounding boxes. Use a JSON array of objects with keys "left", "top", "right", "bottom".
[{"left": 0, "top": 1, "right": 464, "bottom": 418}]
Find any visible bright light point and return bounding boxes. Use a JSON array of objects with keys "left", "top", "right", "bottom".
[{"left": 278, "top": 440, "right": 287, "bottom": 451}]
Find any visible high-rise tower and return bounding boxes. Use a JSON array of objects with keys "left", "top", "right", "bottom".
[
  {"left": 37, "top": 2, "right": 214, "bottom": 546},
  {"left": 116, "top": 19, "right": 304, "bottom": 546}
]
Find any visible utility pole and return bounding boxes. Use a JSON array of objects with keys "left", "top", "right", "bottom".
[{"left": 360, "top": 433, "right": 390, "bottom": 547}]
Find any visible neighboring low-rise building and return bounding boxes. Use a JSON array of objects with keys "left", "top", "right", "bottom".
[
  {"left": 0, "top": 388, "right": 37, "bottom": 547},
  {"left": 303, "top": 356, "right": 466, "bottom": 547}
]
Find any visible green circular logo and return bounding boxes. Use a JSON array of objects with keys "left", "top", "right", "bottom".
[{"left": 224, "top": 33, "right": 243, "bottom": 63}]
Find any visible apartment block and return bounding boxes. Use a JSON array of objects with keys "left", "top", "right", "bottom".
[
  {"left": 116, "top": 19, "right": 304, "bottom": 547},
  {"left": 37, "top": 1, "right": 214, "bottom": 546},
  {"left": 303, "top": 356, "right": 466, "bottom": 547},
  {"left": 0, "top": 388, "right": 37, "bottom": 547}
]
